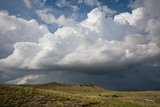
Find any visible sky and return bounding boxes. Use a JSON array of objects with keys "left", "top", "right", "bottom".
[{"left": 0, "top": 0, "right": 160, "bottom": 90}]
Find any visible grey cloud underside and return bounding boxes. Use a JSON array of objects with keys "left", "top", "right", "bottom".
[
  {"left": 21, "top": 54, "right": 159, "bottom": 75},
  {"left": 0, "top": 0, "right": 160, "bottom": 90}
]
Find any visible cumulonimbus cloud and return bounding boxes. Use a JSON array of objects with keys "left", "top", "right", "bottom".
[
  {"left": 0, "top": 0, "right": 160, "bottom": 87},
  {"left": 0, "top": 5, "right": 160, "bottom": 74}
]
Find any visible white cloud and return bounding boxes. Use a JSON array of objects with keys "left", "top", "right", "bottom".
[
  {"left": 56, "top": 0, "right": 67, "bottom": 8},
  {"left": 6, "top": 75, "right": 42, "bottom": 84},
  {"left": 83, "top": 0, "right": 101, "bottom": 6},
  {"left": 1, "top": 6, "right": 160, "bottom": 75},
  {"left": 129, "top": 0, "right": 160, "bottom": 18},
  {"left": 81, "top": 7, "right": 134, "bottom": 40},
  {"left": 0, "top": 11, "right": 49, "bottom": 42},
  {"left": 0, "top": 42, "right": 40, "bottom": 69},
  {"left": 146, "top": 19, "right": 160, "bottom": 46},
  {"left": 23, "top": 0, "right": 47, "bottom": 8},
  {"left": 36, "top": 9, "right": 77, "bottom": 27},
  {"left": 114, "top": 7, "right": 146, "bottom": 26},
  {"left": 57, "top": 0, "right": 101, "bottom": 7},
  {"left": 5, "top": 72, "right": 68, "bottom": 85},
  {"left": 23, "top": 0, "right": 32, "bottom": 9},
  {"left": 100, "top": 6, "right": 116, "bottom": 14},
  {"left": 0, "top": 11, "right": 49, "bottom": 58}
]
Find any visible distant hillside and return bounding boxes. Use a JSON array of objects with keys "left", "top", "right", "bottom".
[{"left": 0, "top": 82, "right": 160, "bottom": 107}]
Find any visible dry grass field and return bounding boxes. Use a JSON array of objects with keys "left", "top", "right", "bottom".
[{"left": 0, "top": 82, "right": 160, "bottom": 107}]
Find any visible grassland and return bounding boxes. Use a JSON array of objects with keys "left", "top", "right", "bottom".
[{"left": 0, "top": 82, "right": 160, "bottom": 107}]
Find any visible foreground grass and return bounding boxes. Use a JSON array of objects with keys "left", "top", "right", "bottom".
[{"left": 0, "top": 83, "right": 160, "bottom": 107}]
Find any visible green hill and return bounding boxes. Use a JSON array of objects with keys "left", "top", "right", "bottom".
[{"left": 0, "top": 83, "right": 160, "bottom": 107}]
